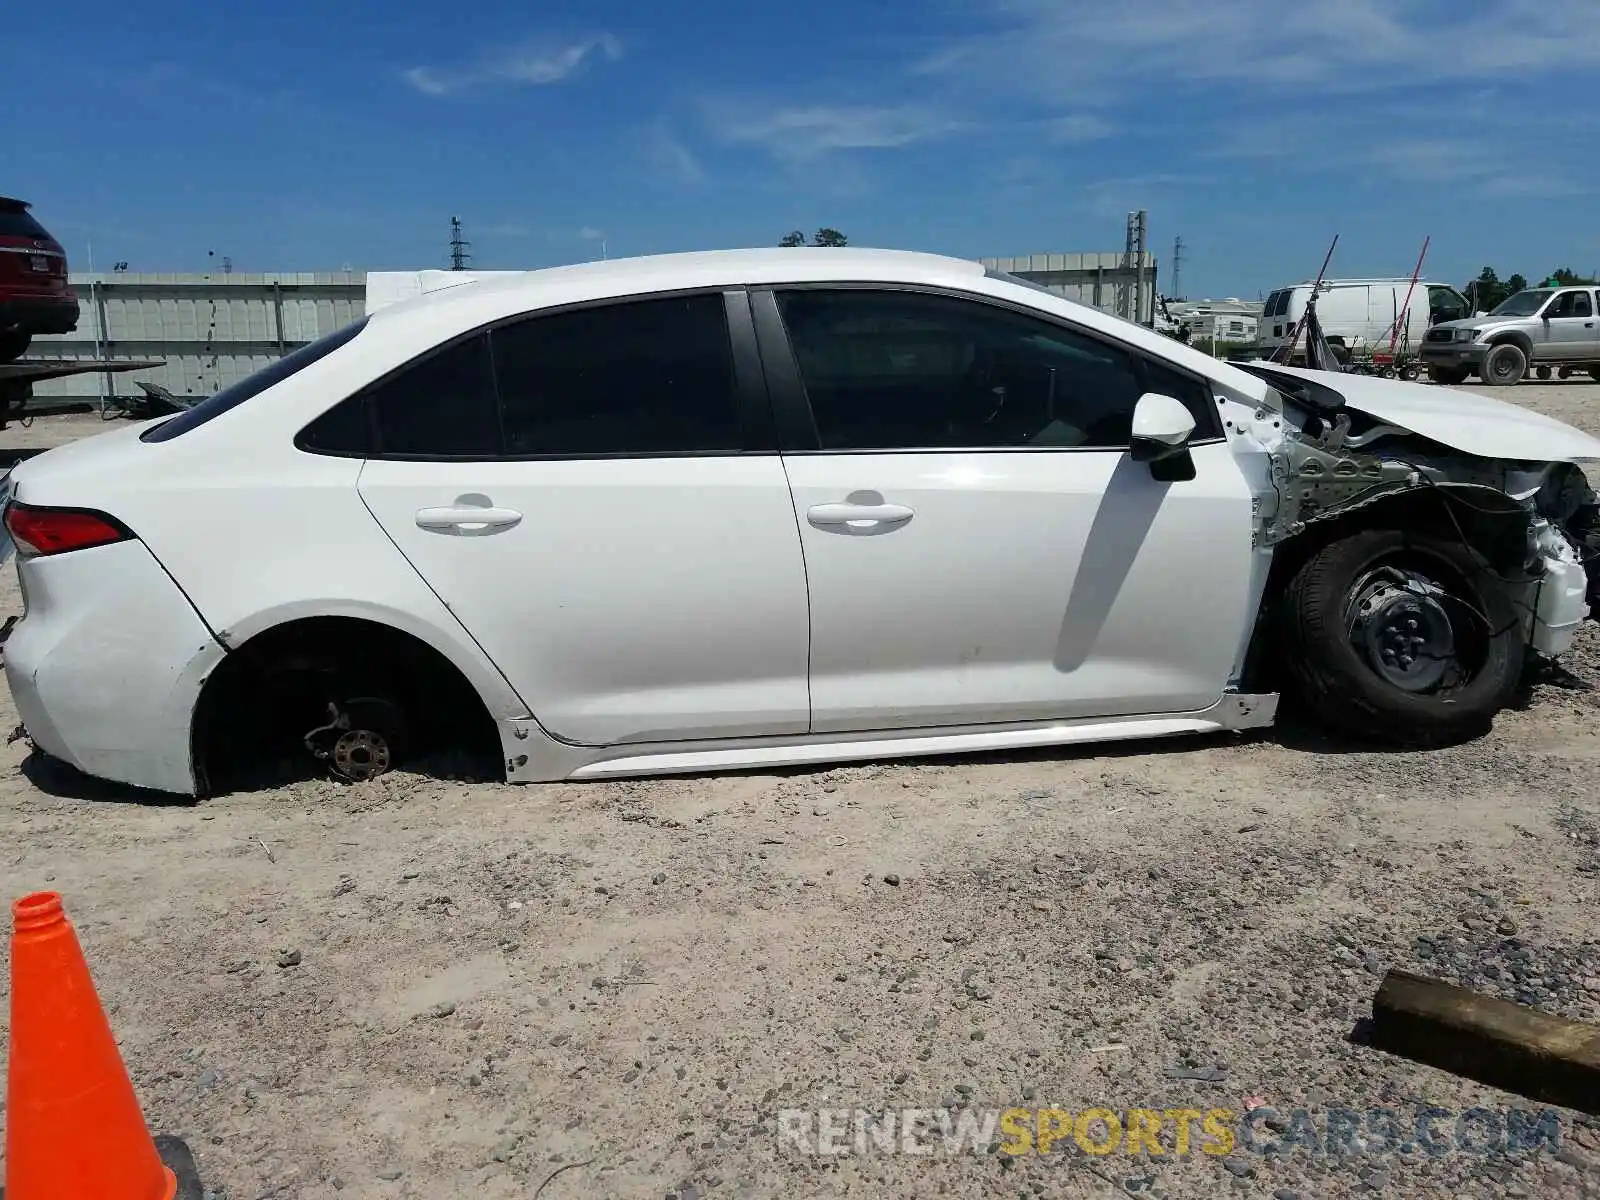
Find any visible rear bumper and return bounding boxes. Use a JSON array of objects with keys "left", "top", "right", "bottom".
[
  {"left": 0, "top": 295, "right": 80, "bottom": 335},
  {"left": 4, "top": 538, "right": 222, "bottom": 795}
]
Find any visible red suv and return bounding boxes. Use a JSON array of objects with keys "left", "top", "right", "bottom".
[{"left": 0, "top": 197, "right": 79, "bottom": 362}]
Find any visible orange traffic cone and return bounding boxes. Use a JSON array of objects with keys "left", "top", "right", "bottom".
[{"left": 5, "top": 891, "right": 202, "bottom": 1200}]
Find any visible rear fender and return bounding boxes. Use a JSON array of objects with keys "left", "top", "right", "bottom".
[{"left": 218, "top": 599, "right": 533, "bottom": 724}]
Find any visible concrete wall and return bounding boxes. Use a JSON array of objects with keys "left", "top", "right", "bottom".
[
  {"left": 979, "top": 251, "right": 1159, "bottom": 324},
  {"left": 27, "top": 272, "right": 365, "bottom": 404}
]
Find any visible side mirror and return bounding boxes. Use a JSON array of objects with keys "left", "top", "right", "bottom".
[{"left": 1130, "top": 392, "right": 1197, "bottom": 482}]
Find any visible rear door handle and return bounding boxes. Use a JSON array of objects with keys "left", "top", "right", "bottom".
[
  {"left": 415, "top": 505, "right": 523, "bottom": 533},
  {"left": 806, "top": 502, "right": 915, "bottom": 529}
]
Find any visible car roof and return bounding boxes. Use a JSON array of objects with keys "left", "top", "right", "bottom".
[
  {"left": 1281, "top": 278, "right": 1442, "bottom": 288},
  {"left": 368, "top": 246, "right": 988, "bottom": 328}
]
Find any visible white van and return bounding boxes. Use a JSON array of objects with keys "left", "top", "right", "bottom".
[{"left": 1255, "top": 279, "right": 1473, "bottom": 362}]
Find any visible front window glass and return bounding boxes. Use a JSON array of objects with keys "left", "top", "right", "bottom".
[{"left": 777, "top": 289, "right": 1160, "bottom": 451}]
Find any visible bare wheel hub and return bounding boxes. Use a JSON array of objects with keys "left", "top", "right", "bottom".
[
  {"left": 303, "top": 697, "right": 405, "bottom": 782},
  {"left": 1347, "top": 567, "right": 1456, "bottom": 693},
  {"left": 331, "top": 728, "right": 391, "bottom": 781}
]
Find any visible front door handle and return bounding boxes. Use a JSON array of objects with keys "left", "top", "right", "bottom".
[
  {"left": 415, "top": 505, "right": 523, "bottom": 534},
  {"left": 806, "top": 502, "right": 915, "bottom": 529}
]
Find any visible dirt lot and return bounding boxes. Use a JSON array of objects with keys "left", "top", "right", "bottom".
[{"left": 3, "top": 385, "right": 1600, "bottom": 1199}]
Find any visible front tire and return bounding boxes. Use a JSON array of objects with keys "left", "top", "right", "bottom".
[
  {"left": 1482, "top": 343, "right": 1528, "bottom": 385},
  {"left": 1278, "top": 530, "right": 1523, "bottom": 747},
  {"left": 1428, "top": 365, "right": 1469, "bottom": 385}
]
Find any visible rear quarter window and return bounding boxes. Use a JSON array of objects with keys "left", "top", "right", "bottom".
[{"left": 141, "top": 317, "right": 371, "bottom": 443}]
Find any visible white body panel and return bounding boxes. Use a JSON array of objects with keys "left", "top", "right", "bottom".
[
  {"left": 2, "top": 248, "right": 1596, "bottom": 795},
  {"left": 4, "top": 539, "right": 222, "bottom": 795},
  {"left": 364, "top": 270, "right": 515, "bottom": 313},
  {"left": 6, "top": 418, "right": 533, "bottom": 727},
  {"left": 356, "top": 456, "right": 811, "bottom": 745},
  {"left": 783, "top": 442, "right": 1256, "bottom": 731},
  {"left": 1264, "top": 364, "right": 1600, "bottom": 462}
]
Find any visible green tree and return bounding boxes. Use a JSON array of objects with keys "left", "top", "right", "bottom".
[
  {"left": 778, "top": 230, "right": 807, "bottom": 248},
  {"left": 1548, "top": 267, "right": 1596, "bottom": 286},
  {"left": 811, "top": 228, "right": 849, "bottom": 248},
  {"left": 1505, "top": 273, "right": 1528, "bottom": 295},
  {"left": 1466, "top": 266, "right": 1510, "bottom": 312}
]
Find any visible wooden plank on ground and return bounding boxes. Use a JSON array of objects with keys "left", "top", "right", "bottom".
[{"left": 1369, "top": 968, "right": 1600, "bottom": 1115}]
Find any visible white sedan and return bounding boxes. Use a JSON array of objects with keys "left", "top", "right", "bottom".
[{"left": 5, "top": 248, "right": 1600, "bottom": 795}]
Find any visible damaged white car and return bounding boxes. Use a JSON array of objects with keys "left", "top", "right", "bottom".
[{"left": 5, "top": 248, "right": 1600, "bottom": 796}]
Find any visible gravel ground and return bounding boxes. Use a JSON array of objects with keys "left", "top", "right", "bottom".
[{"left": 3, "top": 382, "right": 1600, "bottom": 1199}]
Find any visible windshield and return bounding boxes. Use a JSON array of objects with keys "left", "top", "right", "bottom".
[{"left": 1490, "top": 290, "right": 1553, "bottom": 317}]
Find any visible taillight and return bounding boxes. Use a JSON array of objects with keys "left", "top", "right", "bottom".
[{"left": 3, "top": 502, "right": 133, "bottom": 558}]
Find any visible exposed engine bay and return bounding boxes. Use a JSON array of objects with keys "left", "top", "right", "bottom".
[{"left": 1229, "top": 362, "right": 1599, "bottom": 663}]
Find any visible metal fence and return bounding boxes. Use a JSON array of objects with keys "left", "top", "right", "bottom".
[{"left": 26, "top": 272, "right": 365, "bottom": 405}]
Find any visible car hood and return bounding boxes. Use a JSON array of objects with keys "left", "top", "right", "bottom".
[
  {"left": 1430, "top": 316, "right": 1517, "bottom": 333},
  {"left": 1261, "top": 365, "right": 1600, "bottom": 462}
]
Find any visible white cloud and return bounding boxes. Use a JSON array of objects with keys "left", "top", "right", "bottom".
[
  {"left": 708, "top": 103, "right": 962, "bottom": 160},
  {"left": 920, "top": 0, "right": 1600, "bottom": 100},
  {"left": 405, "top": 33, "right": 621, "bottom": 96},
  {"left": 1043, "top": 114, "right": 1114, "bottom": 143},
  {"left": 642, "top": 122, "right": 706, "bottom": 184},
  {"left": 403, "top": 67, "right": 453, "bottom": 97},
  {"left": 498, "top": 35, "right": 622, "bottom": 85}
]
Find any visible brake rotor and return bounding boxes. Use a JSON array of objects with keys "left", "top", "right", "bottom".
[{"left": 331, "top": 728, "right": 391, "bottom": 782}]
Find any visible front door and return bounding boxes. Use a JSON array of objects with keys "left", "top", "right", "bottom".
[
  {"left": 1537, "top": 289, "right": 1597, "bottom": 361},
  {"left": 354, "top": 292, "right": 811, "bottom": 746},
  {"left": 754, "top": 286, "right": 1257, "bottom": 734}
]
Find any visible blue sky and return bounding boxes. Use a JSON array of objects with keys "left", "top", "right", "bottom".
[{"left": 6, "top": 0, "right": 1599, "bottom": 298}]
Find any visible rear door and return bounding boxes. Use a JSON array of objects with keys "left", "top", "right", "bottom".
[
  {"left": 347, "top": 290, "right": 812, "bottom": 747},
  {"left": 754, "top": 285, "right": 1256, "bottom": 734}
]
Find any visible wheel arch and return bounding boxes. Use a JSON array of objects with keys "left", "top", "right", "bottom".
[
  {"left": 1484, "top": 329, "right": 1535, "bottom": 358},
  {"left": 1244, "top": 483, "right": 1530, "bottom": 690},
  {"left": 214, "top": 598, "right": 529, "bottom": 717},
  {"left": 190, "top": 609, "right": 522, "bottom": 793}
]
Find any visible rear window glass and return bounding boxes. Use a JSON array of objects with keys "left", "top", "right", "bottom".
[
  {"left": 0, "top": 207, "right": 50, "bottom": 239},
  {"left": 142, "top": 317, "right": 371, "bottom": 443}
]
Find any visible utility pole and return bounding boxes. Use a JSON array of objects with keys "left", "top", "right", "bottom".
[
  {"left": 1171, "top": 234, "right": 1185, "bottom": 302},
  {"left": 449, "top": 217, "right": 472, "bottom": 271},
  {"left": 1124, "top": 210, "right": 1149, "bottom": 324}
]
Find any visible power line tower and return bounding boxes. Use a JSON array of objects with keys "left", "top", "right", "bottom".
[
  {"left": 449, "top": 216, "right": 472, "bottom": 271},
  {"left": 1171, "top": 235, "right": 1184, "bottom": 301}
]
